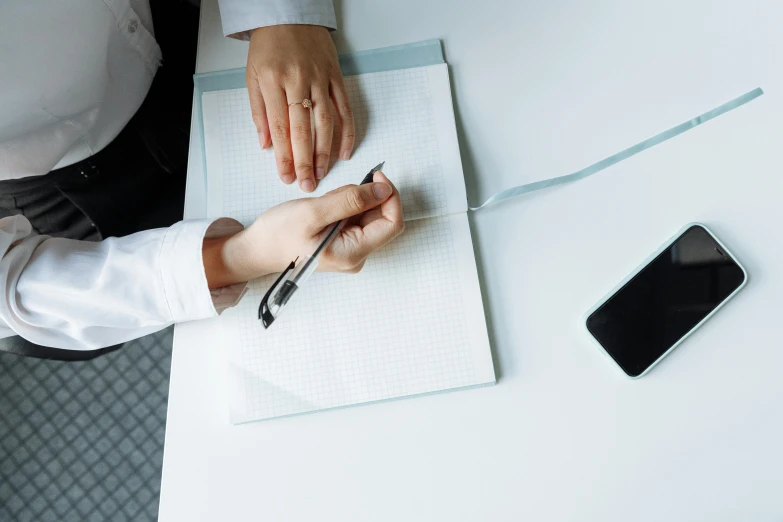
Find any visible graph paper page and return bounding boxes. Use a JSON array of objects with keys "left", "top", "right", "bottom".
[{"left": 202, "top": 64, "right": 494, "bottom": 423}]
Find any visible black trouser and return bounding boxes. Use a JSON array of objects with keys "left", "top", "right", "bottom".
[{"left": 0, "top": 0, "right": 200, "bottom": 359}]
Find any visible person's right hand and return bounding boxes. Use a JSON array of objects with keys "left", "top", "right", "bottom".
[{"left": 203, "top": 172, "right": 404, "bottom": 289}]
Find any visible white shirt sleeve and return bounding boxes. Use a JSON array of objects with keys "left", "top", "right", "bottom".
[
  {"left": 217, "top": 0, "right": 337, "bottom": 39},
  {"left": 0, "top": 215, "right": 247, "bottom": 351}
]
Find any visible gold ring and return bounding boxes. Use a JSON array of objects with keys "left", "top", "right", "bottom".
[{"left": 288, "top": 99, "right": 313, "bottom": 109}]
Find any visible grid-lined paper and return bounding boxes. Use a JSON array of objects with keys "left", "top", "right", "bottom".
[{"left": 203, "top": 64, "right": 494, "bottom": 423}]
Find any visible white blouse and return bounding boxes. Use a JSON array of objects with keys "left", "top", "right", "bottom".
[{"left": 0, "top": 0, "right": 336, "bottom": 349}]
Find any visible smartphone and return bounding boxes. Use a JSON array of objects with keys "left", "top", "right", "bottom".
[{"left": 585, "top": 223, "right": 747, "bottom": 378}]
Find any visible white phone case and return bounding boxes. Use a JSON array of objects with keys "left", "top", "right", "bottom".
[{"left": 582, "top": 222, "right": 748, "bottom": 378}]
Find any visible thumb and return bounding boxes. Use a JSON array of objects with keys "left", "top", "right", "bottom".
[{"left": 312, "top": 182, "right": 393, "bottom": 226}]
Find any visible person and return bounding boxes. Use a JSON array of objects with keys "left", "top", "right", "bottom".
[{"left": 0, "top": 0, "right": 404, "bottom": 352}]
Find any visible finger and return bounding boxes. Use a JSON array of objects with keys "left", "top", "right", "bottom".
[
  {"left": 372, "top": 171, "right": 403, "bottom": 226},
  {"left": 311, "top": 182, "right": 393, "bottom": 229},
  {"left": 323, "top": 184, "right": 353, "bottom": 197},
  {"left": 312, "top": 83, "right": 334, "bottom": 180},
  {"left": 285, "top": 87, "right": 316, "bottom": 192},
  {"left": 329, "top": 111, "right": 342, "bottom": 169},
  {"left": 246, "top": 74, "right": 270, "bottom": 149},
  {"left": 330, "top": 76, "right": 355, "bottom": 161},
  {"left": 321, "top": 187, "right": 370, "bottom": 230},
  {"left": 262, "top": 87, "right": 295, "bottom": 184},
  {"left": 330, "top": 198, "right": 402, "bottom": 270},
  {"left": 356, "top": 172, "right": 405, "bottom": 250}
]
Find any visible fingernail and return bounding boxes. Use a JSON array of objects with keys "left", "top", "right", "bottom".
[
  {"left": 301, "top": 179, "right": 315, "bottom": 192},
  {"left": 281, "top": 174, "right": 295, "bottom": 184},
  {"left": 372, "top": 183, "right": 392, "bottom": 199},
  {"left": 316, "top": 167, "right": 325, "bottom": 179},
  {"left": 341, "top": 149, "right": 352, "bottom": 161},
  {"left": 258, "top": 132, "right": 267, "bottom": 149}
]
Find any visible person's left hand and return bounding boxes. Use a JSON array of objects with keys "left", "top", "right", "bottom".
[{"left": 246, "top": 24, "right": 356, "bottom": 193}]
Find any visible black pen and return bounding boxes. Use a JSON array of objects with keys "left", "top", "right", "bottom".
[{"left": 258, "top": 161, "right": 386, "bottom": 328}]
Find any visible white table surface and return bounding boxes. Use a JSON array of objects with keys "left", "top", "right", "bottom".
[{"left": 160, "top": 1, "right": 783, "bottom": 520}]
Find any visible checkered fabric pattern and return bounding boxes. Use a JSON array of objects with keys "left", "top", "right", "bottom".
[{"left": 0, "top": 327, "right": 173, "bottom": 522}]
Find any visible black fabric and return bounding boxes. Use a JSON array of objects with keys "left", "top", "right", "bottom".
[
  {"left": 50, "top": 126, "right": 188, "bottom": 240},
  {"left": 0, "top": 122, "right": 187, "bottom": 242},
  {"left": 0, "top": 0, "right": 200, "bottom": 360},
  {"left": 0, "top": 171, "right": 101, "bottom": 242},
  {"left": 0, "top": 336, "right": 123, "bottom": 362}
]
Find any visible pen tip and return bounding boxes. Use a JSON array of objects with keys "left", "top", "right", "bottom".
[{"left": 374, "top": 161, "right": 385, "bottom": 172}]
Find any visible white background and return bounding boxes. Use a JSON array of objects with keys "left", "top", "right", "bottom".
[{"left": 161, "top": 1, "right": 783, "bottom": 520}]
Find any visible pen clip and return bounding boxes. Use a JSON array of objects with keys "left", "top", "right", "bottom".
[{"left": 258, "top": 258, "right": 296, "bottom": 329}]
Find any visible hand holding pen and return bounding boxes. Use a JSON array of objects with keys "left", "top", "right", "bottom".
[
  {"left": 202, "top": 163, "right": 404, "bottom": 325},
  {"left": 258, "top": 163, "right": 403, "bottom": 326}
]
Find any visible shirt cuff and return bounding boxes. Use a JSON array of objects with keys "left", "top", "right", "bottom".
[
  {"left": 217, "top": 0, "right": 337, "bottom": 40},
  {"left": 159, "top": 218, "right": 248, "bottom": 323}
]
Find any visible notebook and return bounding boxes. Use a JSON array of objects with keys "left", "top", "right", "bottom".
[{"left": 202, "top": 63, "right": 495, "bottom": 423}]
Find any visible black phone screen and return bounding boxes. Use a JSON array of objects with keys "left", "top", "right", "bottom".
[{"left": 586, "top": 225, "right": 746, "bottom": 377}]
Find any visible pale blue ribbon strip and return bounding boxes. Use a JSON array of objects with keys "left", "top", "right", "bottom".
[{"left": 469, "top": 87, "right": 764, "bottom": 211}]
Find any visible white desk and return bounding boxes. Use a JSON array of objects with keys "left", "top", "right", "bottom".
[{"left": 160, "top": 1, "right": 783, "bottom": 520}]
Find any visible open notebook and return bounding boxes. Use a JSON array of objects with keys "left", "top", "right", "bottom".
[{"left": 202, "top": 64, "right": 495, "bottom": 423}]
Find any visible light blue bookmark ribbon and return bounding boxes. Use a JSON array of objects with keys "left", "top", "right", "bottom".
[{"left": 469, "top": 87, "right": 764, "bottom": 211}]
